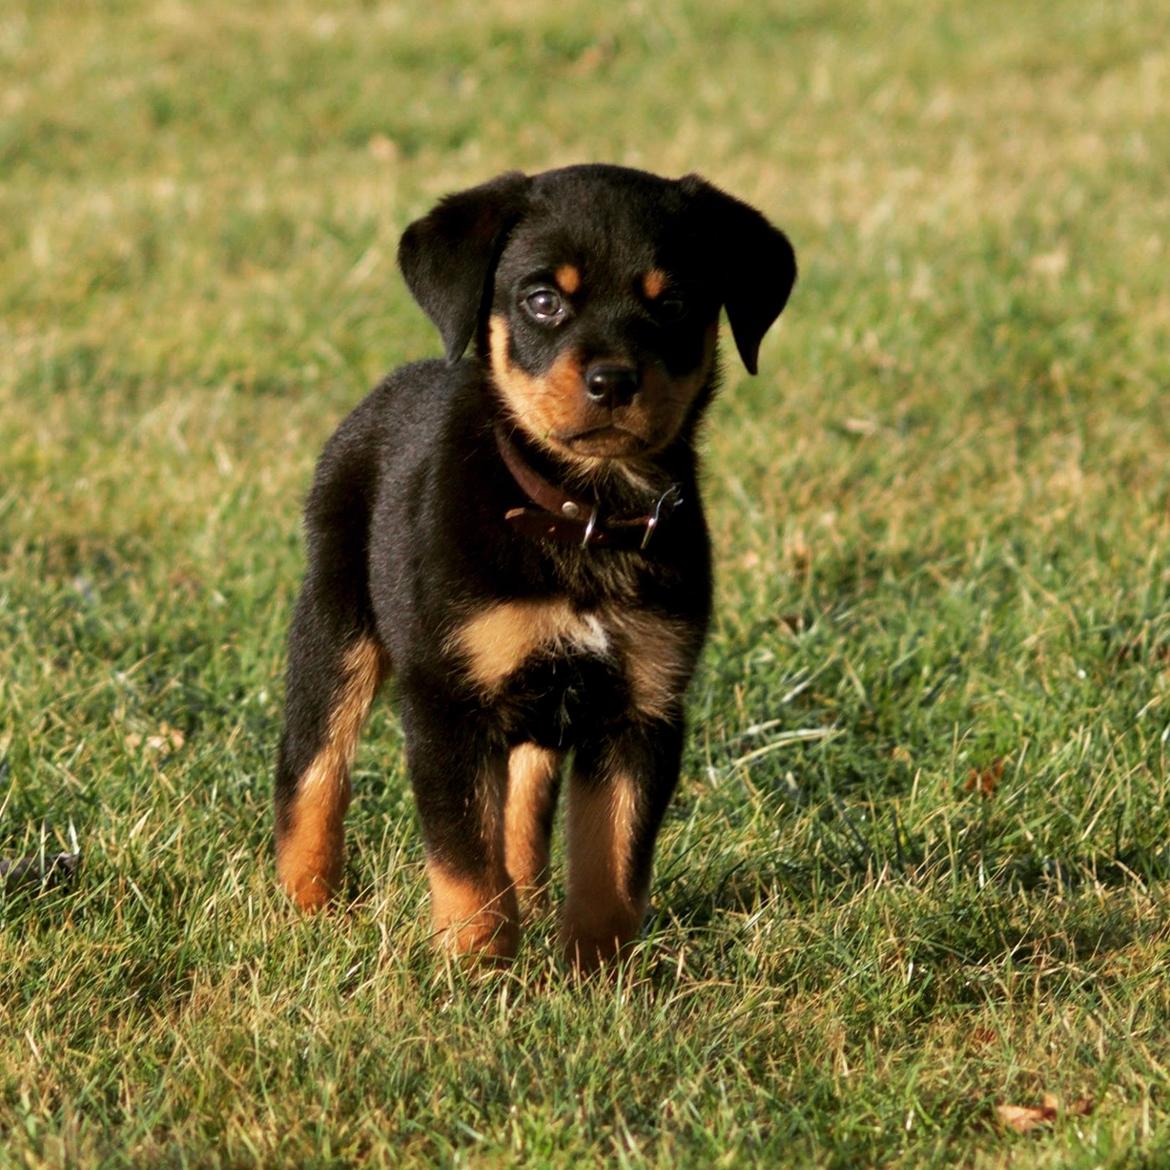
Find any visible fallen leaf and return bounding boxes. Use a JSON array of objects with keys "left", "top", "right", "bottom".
[
  {"left": 126, "top": 723, "right": 185, "bottom": 755},
  {"left": 1045, "top": 1093, "right": 1094, "bottom": 1117},
  {"left": 571, "top": 44, "right": 606, "bottom": 74},
  {"left": 996, "top": 1095, "right": 1094, "bottom": 1133},
  {"left": 996, "top": 1102, "right": 1056, "bottom": 1133},
  {"left": 568, "top": 38, "right": 615, "bottom": 76},
  {"left": 964, "top": 757, "right": 1006, "bottom": 798}
]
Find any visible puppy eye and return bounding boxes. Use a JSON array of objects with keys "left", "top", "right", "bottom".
[
  {"left": 523, "top": 288, "right": 566, "bottom": 322},
  {"left": 657, "top": 296, "right": 687, "bottom": 322}
]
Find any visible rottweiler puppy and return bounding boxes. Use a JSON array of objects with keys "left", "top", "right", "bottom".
[{"left": 273, "top": 164, "right": 796, "bottom": 969}]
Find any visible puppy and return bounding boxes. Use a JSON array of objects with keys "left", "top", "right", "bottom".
[{"left": 273, "top": 165, "right": 796, "bottom": 969}]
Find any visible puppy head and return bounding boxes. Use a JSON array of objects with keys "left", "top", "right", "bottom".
[{"left": 399, "top": 165, "right": 796, "bottom": 462}]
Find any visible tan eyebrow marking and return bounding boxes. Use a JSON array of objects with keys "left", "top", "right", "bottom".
[
  {"left": 555, "top": 264, "right": 581, "bottom": 295},
  {"left": 641, "top": 268, "right": 668, "bottom": 299}
]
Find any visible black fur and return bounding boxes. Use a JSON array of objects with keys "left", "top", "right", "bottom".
[{"left": 274, "top": 164, "right": 796, "bottom": 964}]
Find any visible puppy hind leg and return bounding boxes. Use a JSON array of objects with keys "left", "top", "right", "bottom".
[{"left": 274, "top": 589, "right": 388, "bottom": 910}]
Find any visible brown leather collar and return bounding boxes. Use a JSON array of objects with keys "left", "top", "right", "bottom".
[{"left": 493, "top": 425, "right": 682, "bottom": 550}]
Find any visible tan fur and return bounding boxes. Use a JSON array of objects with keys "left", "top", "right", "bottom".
[
  {"left": 504, "top": 743, "right": 563, "bottom": 907},
  {"left": 276, "top": 638, "right": 387, "bottom": 910},
  {"left": 489, "top": 316, "right": 588, "bottom": 443},
  {"left": 490, "top": 314, "right": 719, "bottom": 463},
  {"left": 450, "top": 598, "right": 611, "bottom": 693},
  {"left": 611, "top": 610, "right": 697, "bottom": 721},
  {"left": 428, "top": 753, "right": 519, "bottom": 958},
  {"left": 641, "top": 268, "right": 668, "bottom": 299},
  {"left": 561, "top": 769, "right": 647, "bottom": 970},
  {"left": 555, "top": 263, "right": 581, "bottom": 294},
  {"left": 427, "top": 860, "right": 520, "bottom": 959}
]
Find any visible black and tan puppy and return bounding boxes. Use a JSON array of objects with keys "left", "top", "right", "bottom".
[{"left": 273, "top": 165, "right": 796, "bottom": 969}]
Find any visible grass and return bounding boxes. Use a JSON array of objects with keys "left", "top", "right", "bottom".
[{"left": 2, "top": 0, "right": 1170, "bottom": 1165}]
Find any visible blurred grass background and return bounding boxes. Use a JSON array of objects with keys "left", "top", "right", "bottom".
[{"left": 2, "top": 1, "right": 1169, "bottom": 1166}]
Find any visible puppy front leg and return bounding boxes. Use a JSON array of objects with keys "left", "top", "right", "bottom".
[
  {"left": 402, "top": 699, "right": 520, "bottom": 961},
  {"left": 561, "top": 719, "right": 685, "bottom": 972},
  {"left": 504, "top": 743, "right": 563, "bottom": 913}
]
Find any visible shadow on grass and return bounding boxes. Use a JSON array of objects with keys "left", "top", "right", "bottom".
[{"left": 658, "top": 799, "right": 1170, "bottom": 943}]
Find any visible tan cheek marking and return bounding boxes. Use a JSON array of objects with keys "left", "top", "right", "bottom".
[
  {"left": 450, "top": 598, "right": 610, "bottom": 693},
  {"left": 609, "top": 610, "right": 698, "bottom": 721},
  {"left": 554, "top": 263, "right": 581, "bottom": 295},
  {"left": 504, "top": 743, "right": 563, "bottom": 907},
  {"left": 488, "top": 315, "right": 588, "bottom": 450},
  {"left": 561, "top": 771, "right": 647, "bottom": 970},
  {"left": 642, "top": 268, "right": 668, "bottom": 299},
  {"left": 276, "top": 638, "right": 388, "bottom": 910}
]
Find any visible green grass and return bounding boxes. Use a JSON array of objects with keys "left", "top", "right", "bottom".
[{"left": 3, "top": 0, "right": 1170, "bottom": 1165}]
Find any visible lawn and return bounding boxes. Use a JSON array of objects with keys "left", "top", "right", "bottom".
[{"left": 2, "top": 0, "right": 1169, "bottom": 1165}]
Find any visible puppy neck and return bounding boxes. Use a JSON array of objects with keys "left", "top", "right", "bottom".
[{"left": 488, "top": 409, "right": 690, "bottom": 518}]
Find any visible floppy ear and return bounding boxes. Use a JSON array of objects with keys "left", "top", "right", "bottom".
[
  {"left": 681, "top": 175, "right": 797, "bottom": 375},
  {"left": 397, "top": 171, "right": 530, "bottom": 362}
]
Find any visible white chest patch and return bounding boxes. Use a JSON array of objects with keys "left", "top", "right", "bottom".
[{"left": 576, "top": 612, "right": 611, "bottom": 657}]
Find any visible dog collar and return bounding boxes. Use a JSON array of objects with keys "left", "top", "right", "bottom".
[{"left": 493, "top": 425, "right": 682, "bottom": 551}]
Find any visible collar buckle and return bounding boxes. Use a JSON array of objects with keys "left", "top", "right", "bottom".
[
  {"left": 640, "top": 484, "right": 683, "bottom": 550},
  {"left": 580, "top": 504, "right": 600, "bottom": 548}
]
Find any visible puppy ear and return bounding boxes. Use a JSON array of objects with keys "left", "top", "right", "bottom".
[
  {"left": 398, "top": 171, "right": 529, "bottom": 362},
  {"left": 682, "top": 175, "right": 797, "bottom": 375}
]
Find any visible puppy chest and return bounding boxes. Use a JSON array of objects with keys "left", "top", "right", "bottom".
[{"left": 447, "top": 598, "right": 697, "bottom": 725}]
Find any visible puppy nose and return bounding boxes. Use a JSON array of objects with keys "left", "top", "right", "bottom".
[{"left": 584, "top": 364, "right": 640, "bottom": 408}]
